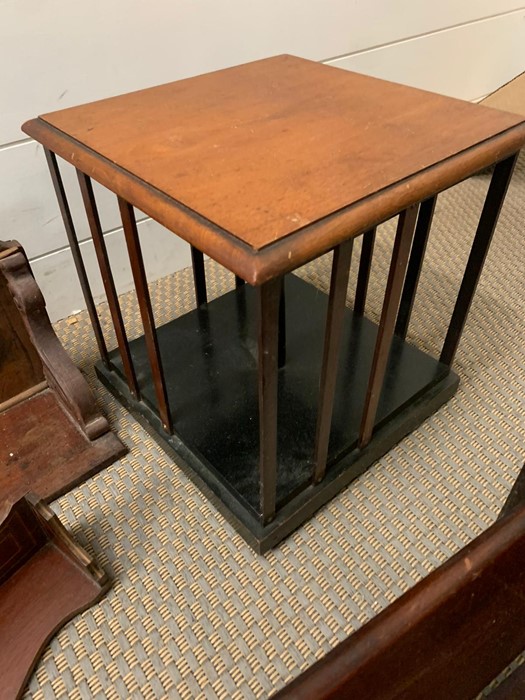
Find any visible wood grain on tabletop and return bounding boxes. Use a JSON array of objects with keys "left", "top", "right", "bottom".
[{"left": 32, "top": 55, "right": 525, "bottom": 251}]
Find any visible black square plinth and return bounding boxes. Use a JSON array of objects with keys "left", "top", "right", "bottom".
[{"left": 96, "top": 275, "right": 458, "bottom": 552}]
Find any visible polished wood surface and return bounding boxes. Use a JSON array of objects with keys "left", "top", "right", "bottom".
[
  {"left": 29, "top": 56, "right": 525, "bottom": 248},
  {"left": 0, "top": 241, "right": 126, "bottom": 503},
  {"left": 0, "top": 494, "right": 109, "bottom": 700},
  {"left": 23, "top": 55, "right": 525, "bottom": 283},
  {"left": 0, "top": 241, "right": 45, "bottom": 404},
  {"left": 0, "top": 390, "right": 124, "bottom": 504},
  {"left": 274, "top": 500, "right": 525, "bottom": 700}
]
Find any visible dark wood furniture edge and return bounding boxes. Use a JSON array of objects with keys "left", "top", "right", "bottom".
[
  {"left": 485, "top": 658, "right": 525, "bottom": 699},
  {"left": 0, "top": 493, "right": 110, "bottom": 700},
  {"left": 1, "top": 242, "right": 110, "bottom": 441},
  {"left": 273, "top": 501, "right": 525, "bottom": 700},
  {"left": 22, "top": 118, "right": 525, "bottom": 284},
  {"left": 0, "top": 492, "right": 109, "bottom": 585},
  {"left": 499, "top": 461, "right": 525, "bottom": 520},
  {"left": 0, "top": 240, "right": 126, "bottom": 502}
]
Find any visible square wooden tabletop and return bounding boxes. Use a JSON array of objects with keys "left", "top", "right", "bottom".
[{"left": 24, "top": 55, "right": 525, "bottom": 283}]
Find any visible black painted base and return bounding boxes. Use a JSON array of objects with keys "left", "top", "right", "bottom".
[{"left": 96, "top": 275, "right": 458, "bottom": 552}]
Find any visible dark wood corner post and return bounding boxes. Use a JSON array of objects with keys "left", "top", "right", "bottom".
[
  {"left": 257, "top": 278, "right": 283, "bottom": 524},
  {"left": 440, "top": 152, "right": 519, "bottom": 367}
]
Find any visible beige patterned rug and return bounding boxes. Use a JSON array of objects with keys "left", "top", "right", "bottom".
[{"left": 25, "top": 152, "right": 525, "bottom": 699}]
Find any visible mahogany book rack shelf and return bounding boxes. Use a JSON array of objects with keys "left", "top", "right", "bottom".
[
  {"left": 23, "top": 55, "right": 525, "bottom": 551},
  {"left": 0, "top": 240, "right": 126, "bottom": 504},
  {"left": 0, "top": 494, "right": 109, "bottom": 700}
]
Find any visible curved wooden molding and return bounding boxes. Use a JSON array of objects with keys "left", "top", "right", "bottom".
[
  {"left": 0, "top": 240, "right": 127, "bottom": 502},
  {"left": 0, "top": 241, "right": 106, "bottom": 440},
  {"left": 0, "top": 493, "right": 109, "bottom": 700}
]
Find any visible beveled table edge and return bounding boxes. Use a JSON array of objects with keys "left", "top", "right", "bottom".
[{"left": 22, "top": 117, "right": 525, "bottom": 285}]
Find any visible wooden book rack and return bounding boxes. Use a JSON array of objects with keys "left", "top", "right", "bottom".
[
  {"left": 0, "top": 240, "right": 126, "bottom": 503},
  {"left": 0, "top": 493, "right": 110, "bottom": 700}
]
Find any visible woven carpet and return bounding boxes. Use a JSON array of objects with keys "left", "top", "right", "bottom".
[{"left": 24, "top": 152, "right": 524, "bottom": 699}]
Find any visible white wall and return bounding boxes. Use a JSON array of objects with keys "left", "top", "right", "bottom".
[{"left": 1, "top": 2, "right": 525, "bottom": 321}]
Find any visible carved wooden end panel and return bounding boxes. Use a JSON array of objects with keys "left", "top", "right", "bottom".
[
  {"left": 0, "top": 240, "right": 127, "bottom": 503},
  {"left": 0, "top": 494, "right": 110, "bottom": 700}
]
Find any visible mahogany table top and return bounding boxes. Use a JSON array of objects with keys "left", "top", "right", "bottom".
[{"left": 23, "top": 55, "right": 525, "bottom": 283}]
